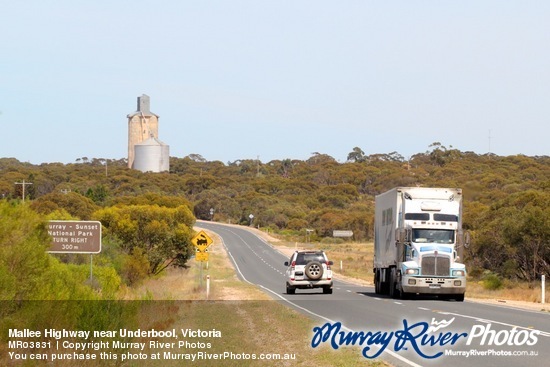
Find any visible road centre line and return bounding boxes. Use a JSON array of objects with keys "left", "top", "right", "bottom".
[
  {"left": 213, "top": 228, "right": 422, "bottom": 367},
  {"left": 200, "top": 223, "right": 550, "bottom": 366},
  {"left": 258, "top": 284, "right": 423, "bottom": 367}
]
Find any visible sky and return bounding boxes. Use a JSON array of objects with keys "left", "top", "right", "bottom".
[{"left": 1, "top": 1, "right": 549, "bottom": 165}]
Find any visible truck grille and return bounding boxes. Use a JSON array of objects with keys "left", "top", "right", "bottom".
[{"left": 422, "top": 256, "right": 450, "bottom": 276}]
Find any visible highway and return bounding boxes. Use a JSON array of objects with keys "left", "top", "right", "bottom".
[{"left": 196, "top": 220, "right": 550, "bottom": 367}]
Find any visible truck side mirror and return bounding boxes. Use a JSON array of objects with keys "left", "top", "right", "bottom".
[{"left": 396, "top": 228, "right": 412, "bottom": 243}]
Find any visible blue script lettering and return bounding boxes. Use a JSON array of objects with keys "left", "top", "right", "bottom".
[
  {"left": 311, "top": 322, "right": 392, "bottom": 358},
  {"left": 311, "top": 320, "right": 467, "bottom": 360}
]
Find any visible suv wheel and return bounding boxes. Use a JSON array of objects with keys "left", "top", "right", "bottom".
[
  {"left": 323, "top": 286, "right": 332, "bottom": 294},
  {"left": 305, "top": 261, "right": 323, "bottom": 280},
  {"left": 286, "top": 284, "right": 295, "bottom": 295}
]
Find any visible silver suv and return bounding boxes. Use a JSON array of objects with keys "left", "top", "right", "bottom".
[{"left": 284, "top": 251, "right": 333, "bottom": 294}]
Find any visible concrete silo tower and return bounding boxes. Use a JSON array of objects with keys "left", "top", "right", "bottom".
[{"left": 127, "top": 94, "right": 159, "bottom": 168}]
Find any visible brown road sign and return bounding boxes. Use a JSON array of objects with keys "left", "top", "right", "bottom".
[
  {"left": 192, "top": 230, "right": 213, "bottom": 251},
  {"left": 48, "top": 220, "right": 102, "bottom": 253}
]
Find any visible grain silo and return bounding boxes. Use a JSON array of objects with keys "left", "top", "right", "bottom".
[
  {"left": 127, "top": 94, "right": 159, "bottom": 168},
  {"left": 133, "top": 137, "right": 170, "bottom": 172},
  {"left": 127, "top": 94, "right": 170, "bottom": 172}
]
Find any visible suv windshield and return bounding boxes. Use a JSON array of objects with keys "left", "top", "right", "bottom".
[
  {"left": 412, "top": 229, "right": 454, "bottom": 244},
  {"left": 295, "top": 252, "right": 325, "bottom": 265}
]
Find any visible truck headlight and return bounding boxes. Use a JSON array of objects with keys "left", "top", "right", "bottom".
[
  {"left": 405, "top": 268, "right": 419, "bottom": 275},
  {"left": 452, "top": 270, "right": 465, "bottom": 276}
]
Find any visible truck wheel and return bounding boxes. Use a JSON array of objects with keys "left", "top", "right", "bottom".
[
  {"left": 380, "top": 270, "right": 390, "bottom": 295},
  {"left": 389, "top": 270, "right": 397, "bottom": 299},
  {"left": 305, "top": 261, "right": 323, "bottom": 280},
  {"left": 374, "top": 271, "right": 381, "bottom": 294},
  {"left": 455, "top": 294, "right": 465, "bottom": 302}
]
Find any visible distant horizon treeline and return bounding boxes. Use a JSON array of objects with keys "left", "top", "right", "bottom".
[{"left": 1, "top": 143, "right": 549, "bottom": 282}]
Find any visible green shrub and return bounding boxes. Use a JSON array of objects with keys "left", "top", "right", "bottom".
[
  {"left": 482, "top": 271, "right": 503, "bottom": 290},
  {"left": 121, "top": 248, "right": 151, "bottom": 286}
]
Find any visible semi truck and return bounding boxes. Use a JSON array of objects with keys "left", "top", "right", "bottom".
[{"left": 373, "top": 187, "right": 469, "bottom": 301}]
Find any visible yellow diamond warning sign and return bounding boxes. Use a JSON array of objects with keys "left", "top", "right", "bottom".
[{"left": 192, "top": 230, "right": 213, "bottom": 251}]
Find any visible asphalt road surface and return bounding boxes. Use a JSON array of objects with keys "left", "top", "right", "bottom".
[{"left": 196, "top": 220, "right": 550, "bottom": 367}]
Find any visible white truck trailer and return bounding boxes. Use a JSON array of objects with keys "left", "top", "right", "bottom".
[{"left": 373, "top": 187, "right": 468, "bottom": 301}]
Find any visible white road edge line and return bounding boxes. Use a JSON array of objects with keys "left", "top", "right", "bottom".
[
  {"left": 219, "top": 235, "right": 422, "bottom": 367},
  {"left": 200, "top": 223, "right": 550, "bottom": 364}
]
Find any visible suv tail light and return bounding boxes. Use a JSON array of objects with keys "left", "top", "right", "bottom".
[
  {"left": 290, "top": 261, "right": 296, "bottom": 281},
  {"left": 326, "top": 261, "right": 332, "bottom": 280}
]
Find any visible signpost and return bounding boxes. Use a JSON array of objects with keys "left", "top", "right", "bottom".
[
  {"left": 191, "top": 230, "right": 213, "bottom": 256},
  {"left": 333, "top": 230, "right": 353, "bottom": 238},
  {"left": 196, "top": 249, "right": 209, "bottom": 262},
  {"left": 48, "top": 220, "right": 102, "bottom": 253},
  {"left": 48, "top": 220, "right": 102, "bottom": 285},
  {"left": 191, "top": 230, "right": 214, "bottom": 291}
]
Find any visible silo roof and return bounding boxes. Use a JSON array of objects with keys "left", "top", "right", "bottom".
[
  {"left": 127, "top": 111, "right": 159, "bottom": 118},
  {"left": 135, "top": 137, "right": 169, "bottom": 146}
]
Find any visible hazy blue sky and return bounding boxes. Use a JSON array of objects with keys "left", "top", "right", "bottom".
[{"left": 1, "top": 1, "right": 549, "bottom": 164}]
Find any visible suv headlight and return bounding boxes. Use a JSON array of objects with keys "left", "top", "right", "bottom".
[
  {"left": 404, "top": 268, "right": 419, "bottom": 275},
  {"left": 452, "top": 270, "right": 465, "bottom": 277}
]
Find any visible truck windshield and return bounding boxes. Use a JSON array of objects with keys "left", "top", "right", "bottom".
[{"left": 412, "top": 229, "right": 454, "bottom": 244}]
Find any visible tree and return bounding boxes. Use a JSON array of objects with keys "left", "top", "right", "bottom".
[
  {"left": 278, "top": 159, "right": 294, "bottom": 177},
  {"left": 187, "top": 154, "right": 207, "bottom": 162},
  {"left": 347, "top": 147, "right": 365, "bottom": 163},
  {"left": 0, "top": 202, "right": 51, "bottom": 301},
  {"left": 93, "top": 204, "right": 195, "bottom": 274},
  {"left": 30, "top": 191, "right": 99, "bottom": 220},
  {"left": 307, "top": 152, "right": 337, "bottom": 165},
  {"left": 0, "top": 202, "right": 103, "bottom": 301},
  {"left": 474, "top": 191, "right": 550, "bottom": 281},
  {"left": 86, "top": 184, "right": 109, "bottom": 204}
]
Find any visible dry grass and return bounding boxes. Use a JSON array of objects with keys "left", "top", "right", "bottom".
[
  {"left": 126, "top": 230, "right": 270, "bottom": 301},
  {"left": 466, "top": 279, "right": 549, "bottom": 305},
  {"left": 121, "top": 228, "right": 388, "bottom": 366}
]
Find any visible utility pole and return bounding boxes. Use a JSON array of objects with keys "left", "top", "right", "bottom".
[{"left": 14, "top": 180, "right": 33, "bottom": 202}]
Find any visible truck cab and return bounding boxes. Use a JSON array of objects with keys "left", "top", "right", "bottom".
[
  {"left": 374, "top": 187, "right": 468, "bottom": 301},
  {"left": 399, "top": 211, "right": 467, "bottom": 301}
]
